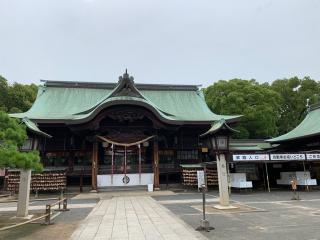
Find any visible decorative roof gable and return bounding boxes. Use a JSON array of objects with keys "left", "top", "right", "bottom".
[
  {"left": 108, "top": 70, "right": 144, "bottom": 99},
  {"left": 200, "top": 119, "right": 238, "bottom": 137},
  {"left": 21, "top": 117, "right": 52, "bottom": 138}
]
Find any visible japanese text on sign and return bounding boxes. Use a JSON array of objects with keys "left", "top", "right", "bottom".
[
  {"left": 270, "top": 154, "right": 305, "bottom": 161},
  {"left": 306, "top": 153, "right": 320, "bottom": 160},
  {"left": 232, "top": 154, "right": 269, "bottom": 161}
]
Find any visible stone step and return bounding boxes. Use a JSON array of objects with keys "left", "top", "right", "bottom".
[{"left": 97, "top": 185, "right": 148, "bottom": 192}]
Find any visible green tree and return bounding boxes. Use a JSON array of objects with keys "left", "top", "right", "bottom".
[
  {"left": 0, "top": 111, "right": 42, "bottom": 170},
  {"left": 204, "top": 79, "right": 282, "bottom": 139},
  {"left": 7, "top": 83, "right": 38, "bottom": 113},
  {"left": 271, "top": 76, "right": 320, "bottom": 135},
  {"left": 0, "top": 76, "right": 9, "bottom": 111},
  {"left": 0, "top": 75, "right": 38, "bottom": 113}
]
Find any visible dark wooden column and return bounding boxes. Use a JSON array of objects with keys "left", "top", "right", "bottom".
[
  {"left": 68, "top": 151, "right": 74, "bottom": 173},
  {"left": 91, "top": 141, "right": 98, "bottom": 191},
  {"left": 153, "top": 137, "right": 160, "bottom": 189}
]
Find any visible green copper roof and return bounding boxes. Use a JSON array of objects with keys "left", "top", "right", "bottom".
[
  {"left": 21, "top": 117, "right": 52, "bottom": 138},
  {"left": 267, "top": 107, "right": 320, "bottom": 143},
  {"left": 230, "top": 139, "right": 275, "bottom": 151},
  {"left": 10, "top": 72, "right": 240, "bottom": 125},
  {"left": 200, "top": 119, "right": 239, "bottom": 137}
]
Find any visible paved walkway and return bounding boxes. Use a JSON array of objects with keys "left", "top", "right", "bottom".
[{"left": 71, "top": 196, "right": 207, "bottom": 240}]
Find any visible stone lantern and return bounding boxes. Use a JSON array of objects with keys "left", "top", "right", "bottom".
[{"left": 200, "top": 119, "right": 237, "bottom": 208}]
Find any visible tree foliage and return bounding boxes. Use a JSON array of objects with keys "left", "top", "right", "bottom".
[
  {"left": 0, "top": 111, "right": 42, "bottom": 170},
  {"left": 205, "top": 77, "right": 320, "bottom": 139},
  {"left": 271, "top": 76, "right": 320, "bottom": 135},
  {"left": 0, "top": 75, "right": 38, "bottom": 113},
  {"left": 204, "top": 79, "right": 282, "bottom": 139}
]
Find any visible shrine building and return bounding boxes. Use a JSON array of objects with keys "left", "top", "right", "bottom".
[
  {"left": 10, "top": 71, "right": 240, "bottom": 190},
  {"left": 228, "top": 105, "right": 320, "bottom": 191}
]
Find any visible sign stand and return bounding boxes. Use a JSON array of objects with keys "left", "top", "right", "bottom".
[{"left": 196, "top": 184, "right": 214, "bottom": 232}]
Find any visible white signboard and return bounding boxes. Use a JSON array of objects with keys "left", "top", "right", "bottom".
[
  {"left": 233, "top": 154, "right": 269, "bottom": 161},
  {"left": 197, "top": 170, "right": 205, "bottom": 189},
  {"left": 306, "top": 153, "right": 320, "bottom": 160},
  {"left": 270, "top": 154, "right": 305, "bottom": 161}
]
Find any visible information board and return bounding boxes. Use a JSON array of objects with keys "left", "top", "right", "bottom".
[{"left": 197, "top": 170, "right": 205, "bottom": 189}]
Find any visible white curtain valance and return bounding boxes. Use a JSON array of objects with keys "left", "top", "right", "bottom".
[{"left": 97, "top": 135, "right": 155, "bottom": 147}]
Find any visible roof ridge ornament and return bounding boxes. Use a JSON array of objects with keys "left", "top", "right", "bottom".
[
  {"left": 118, "top": 69, "right": 134, "bottom": 84},
  {"left": 306, "top": 98, "right": 311, "bottom": 112},
  {"left": 110, "top": 70, "right": 141, "bottom": 98}
]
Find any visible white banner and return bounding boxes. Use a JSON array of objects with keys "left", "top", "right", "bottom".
[
  {"left": 270, "top": 154, "right": 305, "bottom": 161},
  {"left": 306, "top": 153, "right": 320, "bottom": 160},
  {"left": 97, "top": 173, "right": 154, "bottom": 187},
  {"left": 233, "top": 153, "right": 318, "bottom": 162},
  {"left": 233, "top": 154, "right": 269, "bottom": 161}
]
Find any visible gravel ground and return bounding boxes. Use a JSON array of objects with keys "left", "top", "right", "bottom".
[{"left": 0, "top": 193, "right": 99, "bottom": 240}]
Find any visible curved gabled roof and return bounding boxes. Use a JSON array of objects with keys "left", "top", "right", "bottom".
[
  {"left": 21, "top": 117, "right": 52, "bottom": 138},
  {"left": 200, "top": 119, "right": 239, "bottom": 137},
  {"left": 10, "top": 72, "right": 241, "bottom": 125},
  {"left": 267, "top": 106, "right": 320, "bottom": 143}
]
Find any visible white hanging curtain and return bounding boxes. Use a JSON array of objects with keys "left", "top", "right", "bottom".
[
  {"left": 98, "top": 135, "right": 154, "bottom": 185},
  {"left": 97, "top": 135, "right": 155, "bottom": 147}
]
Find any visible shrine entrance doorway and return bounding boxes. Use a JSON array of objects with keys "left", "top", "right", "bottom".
[{"left": 97, "top": 136, "right": 155, "bottom": 187}]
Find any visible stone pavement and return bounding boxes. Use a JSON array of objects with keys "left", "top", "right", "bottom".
[
  {"left": 71, "top": 196, "right": 207, "bottom": 240},
  {"left": 154, "top": 190, "right": 320, "bottom": 240}
]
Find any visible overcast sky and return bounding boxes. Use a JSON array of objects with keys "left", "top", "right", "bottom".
[{"left": 0, "top": 0, "right": 319, "bottom": 86}]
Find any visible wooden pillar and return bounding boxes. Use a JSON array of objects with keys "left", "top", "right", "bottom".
[
  {"left": 91, "top": 141, "right": 98, "bottom": 191},
  {"left": 265, "top": 162, "right": 271, "bottom": 193},
  {"left": 68, "top": 151, "right": 74, "bottom": 173},
  {"left": 153, "top": 137, "right": 160, "bottom": 189}
]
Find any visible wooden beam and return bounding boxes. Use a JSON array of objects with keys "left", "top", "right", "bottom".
[
  {"left": 91, "top": 142, "right": 98, "bottom": 191},
  {"left": 153, "top": 137, "right": 160, "bottom": 189}
]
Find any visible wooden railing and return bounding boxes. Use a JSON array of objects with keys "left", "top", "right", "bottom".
[
  {"left": 44, "top": 197, "right": 69, "bottom": 225},
  {"left": 0, "top": 197, "right": 69, "bottom": 231}
]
